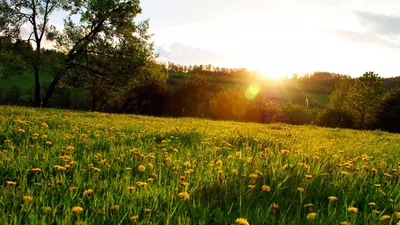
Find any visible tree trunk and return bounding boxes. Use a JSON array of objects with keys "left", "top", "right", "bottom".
[
  {"left": 33, "top": 64, "right": 41, "bottom": 107},
  {"left": 42, "top": 74, "right": 62, "bottom": 107},
  {"left": 359, "top": 111, "right": 365, "bottom": 130}
]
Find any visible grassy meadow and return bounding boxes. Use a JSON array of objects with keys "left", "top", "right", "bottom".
[{"left": 1, "top": 105, "right": 400, "bottom": 224}]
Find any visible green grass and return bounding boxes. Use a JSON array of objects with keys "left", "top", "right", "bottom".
[
  {"left": 0, "top": 70, "right": 54, "bottom": 95},
  {"left": 1, "top": 105, "right": 400, "bottom": 224}
]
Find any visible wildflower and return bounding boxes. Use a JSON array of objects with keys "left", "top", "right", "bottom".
[
  {"left": 125, "top": 167, "right": 132, "bottom": 171},
  {"left": 23, "top": 196, "right": 33, "bottom": 202},
  {"left": 395, "top": 212, "right": 400, "bottom": 219},
  {"left": 347, "top": 207, "right": 358, "bottom": 213},
  {"left": 380, "top": 215, "right": 390, "bottom": 221},
  {"left": 96, "top": 209, "right": 104, "bottom": 215},
  {"left": 66, "top": 146, "right": 74, "bottom": 151},
  {"left": 138, "top": 165, "right": 145, "bottom": 172},
  {"left": 281, "top": 150, "right": 290, "bottom": 155},
  {"left": 45, "top": 141, "right": 52, "bottom": 145},
  {"left": 180, "top": 181, "right": 189, "bottom": 187},
  {"left": 111, "top": 205, "right": 120, "bottom": 210},
  {"left": 56, "top": 179, "right": 62, "bottom": 184},
  {"left": 31, "top": 168, "right": 41, "bottom": 173},
  {"left": 305, "top": 175, "right": 312, "bottom": 179},
  {"left": 143, "top": 208, "right": 151, "bottom": 213},
  {"left": 83, "top": 189, "right": 93, "bottom": 196},
  {"left": 70, "top": 187, "right": 78, "bottom": 191},
  {"left": 54, "top": 165, "right": 67, "bottom": 171},
  {"left": 184, "top": 161, "right": 191, "bottom": 167},
  {"left": 261, "top": 185, "right": 271, "bottom": 192},
  {"left": 232, "top": 169, "right": 239, "bottom": 175},
  {"left": 249, "top": 173, "right": 258, "bottom": 179},
  {"left": 41, "top": 122, "right": 49, "bottom": 128},
  {"left": 248, "top": 185, "right": 256, "bottom": 190},
  {"left": 136, "top": 181, "right": 148, "bottom": 187},
  {"left": 215, "top": 159, "right": 223, "bottom": 166},
  {"left": 130, "top": 215, "right": 139, "bottom": 222},
  {"left": 340, "top": 222, "right": 351, "bottom": 225},
  {"left": 368, "top": 202, "right": 376, "bottom": 207},
  {"left": 6, "top": 181, "right": 17, "bottom": 186},
  {"left": 236, "top": 217, "right": 250, "bottom": 225},
  {"left": 297, "top": 187, "right": 305, "bottom": 192},
  {"left": 328, "top": 196, "right": 338, "bottom": 202},
  {"left": 272, "top": 203, "right": 279, "bottom": 210},
  {"left": 304, "top": 203, "right": 314, "bottom": 208},
  {"left": 93, "top": 167, "right": 100, "bottom": 172},
  {"left": 42, "top": 207, "right": 52, "bottom": 213},
  {"left": 147, "top": 178, "right": 154, "bottom": 183},
  {"left": 18, "top": 128, "right": 25, "bottom": 133},
  {"left": 374, "top": 184, "right": 381, "bottom": 187},
  {"left": 178, "top": 192, "right": 190, "bottom": 200},
  {"left": 372, "top": 210, "right": 381, "bottom": 214},
  {"left": 41, "top": 134, "right": 47, "bottom": 139},
  {"left": 307, "top": 212, "right": 317, "bottom": 220},
  {"left": 72, "top": 206, "right": 84, "bottom": 214},
  {"left": 128, "top": 186, "right": 135, "bottom": 192}
]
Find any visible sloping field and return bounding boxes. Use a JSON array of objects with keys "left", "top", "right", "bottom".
[{"left": 0, "top": 106, "right": 400, "bottom": 224}]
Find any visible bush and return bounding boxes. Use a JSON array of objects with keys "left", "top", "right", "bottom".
[{"left": 375, "top": 88, "right": 400, "bottom": 132}]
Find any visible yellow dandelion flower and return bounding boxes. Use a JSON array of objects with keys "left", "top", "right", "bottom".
[
  {"left": 372, "top": 210, "right": 381, "bottom": 214},
  {"left": 40, "top": 134, "right": 47, "bottom": 139},
  {"left": 178, "top": 192, "right": 190, "bottom": 200},
  {"left": 395, "top": 212, "right": 400, "bottom": 219},
  {"left": 374, "top": 184, "right": 381, "bottom": 187},
  {"left": 272, "top": 203, "right": 279, "bottom": 210},
  {"left": 83, "top": 189, "right": 93, "bottom": 196},
  {"left": 130, "top": 215, "right": 139, "bottom": 222},
  {"left": 297, "top": 187, "right": 305, "bottom": 192},
  {"left": 380, "top": 215, "right": 390, "bottom": 221},
  {"left": 249, "top": 173, "right": 258, "bottom": 179},
  {"left": 305, "top": 175, "right": 312, "bottom": 179},
  {"left": 340, "top": 222, "right": 351, "bottom": 225},
  {"left": 125, "top": 167, "right": 132, "bottom": 171},
  {"left": 143, "top": 208, "right": 151, "bottom": 213},
  {"left": 72, "top": 206, "right": 84, "bottom": 214},
  {"left": 307, "top": 212, "right": 317, "bottom": 220},
  {"left": 261, "top": 185, "right": 271, "bottom": 192},
  {"left": 138, "top": 165, "right": 145, "bottom": 172},
  {"left": 23, "top": 196, "right": 33, "bottom": 202},
  {"left": 328, "top": 196, "right": 338, "bottom": 202},
  {"left": 31, "top": 168, "right": 41, "bottom": 173},
  {"left": 136, "top": 181, "right": 148, "bottom": 187},
  {"left": 281, "top": 150, "right": 290, "bottom": 155},
  {"left": 42, "top": 206, "right": 52, "bottom": 213},
  {"left": 180, "top": 181, "right": 189, "bottom": 187},
  {"left": 128, "top": 186, "right": 135, "bottom": 192},
  {"left": 6, "top": 181, "right": 17, "bottom": 186},
  {"left": 348, "top": 207, "right": 358, "bottom": 213},
  {"left": 111, "top": 205, "right": 119, "bottom": 210},
  {"left": 248, "top": 185, "right": 256, "bottom": 190},
  {"left": 41, "top": 122, "right": 49, "bottom": 128},
  {"left": 96, "top": 209, "right": 104, "bottom": 215},
  {"left": 70, "top": 187, "right": 78, "bottom": 191},
  {"left": 93, "top": 167, "right": 101, "bottom": 172},
  {"left": 304, "top": 203, "right": 314, "bottom": 208},
  {"left": 368, "top": 202, "right": 376, "bottom": 207},
  {"left": 56, "top": 179, "right": 62, "bottom": 184},
  {"left": 236, "top": 217, "right": 250, "bottom": 225},
  {"left": 232, "top": 169, "right": 239, "bottom": 175},
  {"left": 18, "top": 128, "right": 25, "bottom": 133}
]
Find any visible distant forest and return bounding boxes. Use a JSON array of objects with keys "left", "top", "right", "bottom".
[{"left": 1, "top": 36, "right": 400, "bottom": 133}]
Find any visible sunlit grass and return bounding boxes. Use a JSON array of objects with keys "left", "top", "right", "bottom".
[{"left": 0, "top": 105, "right": 399, "bottom": 224}]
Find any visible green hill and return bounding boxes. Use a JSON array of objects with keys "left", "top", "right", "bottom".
[{"left": 0, "top": 105, "right": 399, "bottom": 224}]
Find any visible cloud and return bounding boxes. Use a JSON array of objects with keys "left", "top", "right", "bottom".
[
  {"left": 332, "top": 11, "right": 400, "bottom": 49},
  {"left": 354, "top": 11, "right": 400, "bottom": 36},
  {"left": 155, "top": 43, "right": 228, "bottom": 65}
]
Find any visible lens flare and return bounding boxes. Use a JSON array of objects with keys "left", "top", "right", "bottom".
[{"left": 245, "top": 83, "right": 260, "bottom": 100}]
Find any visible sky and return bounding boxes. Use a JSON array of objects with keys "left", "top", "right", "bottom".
[{"left": 37, "top": 0, "right": 400, "bottom": 78}]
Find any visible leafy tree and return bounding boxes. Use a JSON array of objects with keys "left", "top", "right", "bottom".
[
  {"left": 350, "top": 72, "right": 384, "bottom": 129},
  {"left": 0, "top": 0, "right": 66, "bottom": 106},
  {"left": 1, "top": 0, "right": 158, "bottom": 107},
  {"left": 321, "top": 77, "right": 355, "bottom": 128},
  {"left": 376, "top": 88, "right": 400, "bottom": 133},
  {"left": 0, "top": 51, "right": 25, "bottom": 78}
]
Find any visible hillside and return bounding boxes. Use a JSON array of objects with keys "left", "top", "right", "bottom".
[{"left": 1, "top": 106, "right": 400, "bottom": 224}]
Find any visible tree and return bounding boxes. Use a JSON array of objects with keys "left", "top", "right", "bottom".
[
  {"left": 321, "top": 76, "right": 355, "bottom": 128},
  {"left": 1, "top": 0, "right": 157, "bottom": 107},
  {"left": 0, "top": 0, "right": 66, "bottom": 106},
  {"left": 350, "top": 71, "right": 384, "bottom": 129},
  {"left": 376, "top": 88, "right": 400, "bottom": 133}
]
